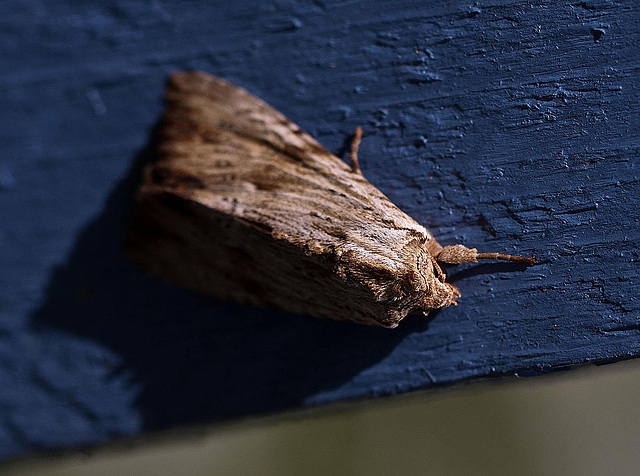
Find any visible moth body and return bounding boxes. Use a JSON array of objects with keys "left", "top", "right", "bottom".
[{"left": 128, "top": 72, "right": 532, "bottom": 327}]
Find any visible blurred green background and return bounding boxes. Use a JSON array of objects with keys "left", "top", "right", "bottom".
[{"left": 5, "top": 359, "right": 640, "bottom": 476}]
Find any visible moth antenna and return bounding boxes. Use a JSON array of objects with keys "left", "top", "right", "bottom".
[
  {"left": 475, "top": 252, "right": 536, "bottom": 265},
  {"left": 350, "top": 127, "right": 363, "bottom": 175},
  {"left": 436, "top": 244, "right": 536, "bottom": 266}
]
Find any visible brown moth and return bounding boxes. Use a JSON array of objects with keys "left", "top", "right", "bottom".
[{"left": 127, "top": 71, "right": 534, "bottom": 328}]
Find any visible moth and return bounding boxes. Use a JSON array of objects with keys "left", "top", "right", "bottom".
[{"left": 127, "top": 71, "right": 534, "bottom": 328}]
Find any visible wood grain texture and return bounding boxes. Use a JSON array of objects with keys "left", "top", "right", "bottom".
[{"left": 0, "top": 0, "right": 638, "bottom": 459}]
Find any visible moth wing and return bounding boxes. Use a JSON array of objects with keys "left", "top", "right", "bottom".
[
  {"left": 149, "top": 72, "right": 438, "bottom": 251},
  {"left": 163, "top": 71, "right": 345, "bottom": 174},
  {"left": 132, "top": 71, "right": 455, "bottom": 326}
]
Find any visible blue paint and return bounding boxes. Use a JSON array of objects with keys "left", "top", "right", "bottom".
[{"left": 1, "top": 0, "right": 639, "bottom": 459}]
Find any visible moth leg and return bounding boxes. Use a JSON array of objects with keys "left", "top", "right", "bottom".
[
  {"left": 428, "top": 255, "right": 460, "bottom": 307},
  {"left": 350, "top": 127, "right": 363, "bottom": 175},
  {"left": 429, "top": 254, "right": 447, "bottom": 282}
]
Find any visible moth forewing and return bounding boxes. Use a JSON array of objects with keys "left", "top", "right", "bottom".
[{"left": 128, "top": 71, "right": 531, "bottom": 327}]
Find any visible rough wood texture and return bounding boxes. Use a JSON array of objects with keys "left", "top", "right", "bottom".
[{"left": 1, "top": 0, "right": 638, "bottom": 460}]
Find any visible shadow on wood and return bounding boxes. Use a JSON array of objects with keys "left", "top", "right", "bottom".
[{"left": 30, "top": 125, "right": 427, "bottom": 434}]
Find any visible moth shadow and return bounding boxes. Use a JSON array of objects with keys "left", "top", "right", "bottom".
[
  {"left": 29, "top": 123, "right": 432, "bottom": 434},
  {"left": 445, "top": 262, "right": 531, "bottom": 283}
]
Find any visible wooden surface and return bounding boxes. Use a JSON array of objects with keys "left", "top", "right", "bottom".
[{"left": 1, "top": 0, "right": 638, "bottom": 459}]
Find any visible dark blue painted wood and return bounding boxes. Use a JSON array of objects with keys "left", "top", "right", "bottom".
[{"left": 1, "top": 0, "right": 638, "bottom": 459}]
